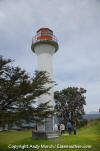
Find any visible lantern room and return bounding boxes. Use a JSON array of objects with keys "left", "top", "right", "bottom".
[{"left": 36, "top": 28, "right": 53, "bottom": 40}]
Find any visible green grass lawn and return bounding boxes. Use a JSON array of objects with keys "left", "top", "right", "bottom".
[{"left": 0, "top": 119, "right": 100, "bottom": 151}]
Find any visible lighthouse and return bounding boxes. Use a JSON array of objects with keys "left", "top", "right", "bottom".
[{"left": 31, "top": 28, "right": 59, "bottom": 133}]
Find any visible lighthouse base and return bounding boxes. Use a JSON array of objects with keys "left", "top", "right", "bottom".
[
  {"left": 32, "top": 117, "right": 59, "bottom": 139},
  {"left": 32, "top": 131, "right": 59, "bottom": 140}
]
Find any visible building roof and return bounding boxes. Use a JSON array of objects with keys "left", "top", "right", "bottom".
[{"left": 37, "top": 28, "right": 53, "bottom": 33}]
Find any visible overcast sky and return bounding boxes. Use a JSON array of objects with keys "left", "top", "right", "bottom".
[{"left": 0, "top": 0, "right": 100, "bottom": 113}]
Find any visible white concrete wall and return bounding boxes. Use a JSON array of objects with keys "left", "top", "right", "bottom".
[
  {"left": 34, "top": 44, "right": 55, "bottom": 107},
  {"left": 34, "top": 43, "right": 56, "bottom": 131}
]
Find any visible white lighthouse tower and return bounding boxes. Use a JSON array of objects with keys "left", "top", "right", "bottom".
[{"left": 31, "top": 28, "right": 59, "bottom": 134}]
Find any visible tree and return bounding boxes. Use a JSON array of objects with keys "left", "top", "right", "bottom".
[
  {"left": 54, "top": 87, "right": 86, "bottom": 126},
  {"left": 0, "top": 56, "right": 55, "bottom": 129}
]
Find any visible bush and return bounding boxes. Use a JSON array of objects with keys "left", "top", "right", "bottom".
[{"left": 77, "top": 119, "right": 88, "bottom": 129}]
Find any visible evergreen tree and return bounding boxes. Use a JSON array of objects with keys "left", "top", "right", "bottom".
[
  {"left": 54, "top": 87, "right": 86, "bottom": 126},
  {"left": 0, "top": 56, "right": 55, "bottom": 129}
]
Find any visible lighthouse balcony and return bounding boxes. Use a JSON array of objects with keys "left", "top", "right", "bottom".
[
  {"left": 32, "top": 34, "right": 58, "bottom": 44},
  {"left": 31, "top": 35, "right": 58, "bottom": 53}
]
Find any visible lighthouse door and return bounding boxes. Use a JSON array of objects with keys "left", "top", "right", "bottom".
[{"left": 45, "top": 117, "right": 53, "bottom": 132}]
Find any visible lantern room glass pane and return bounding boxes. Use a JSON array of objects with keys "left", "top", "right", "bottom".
[
  {"left": 48, "top": 31, "right": 53, "bottom": 37},
  {"left": 41, "top": 30, "right": 47, "bottom": 35},
  {"left": 37, "top": 31, "right": 41, "bottom": 37}
]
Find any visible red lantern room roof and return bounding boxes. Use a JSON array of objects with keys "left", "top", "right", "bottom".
[{"left": 37, "top": 28, "right": 53, "bottom": 33}]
